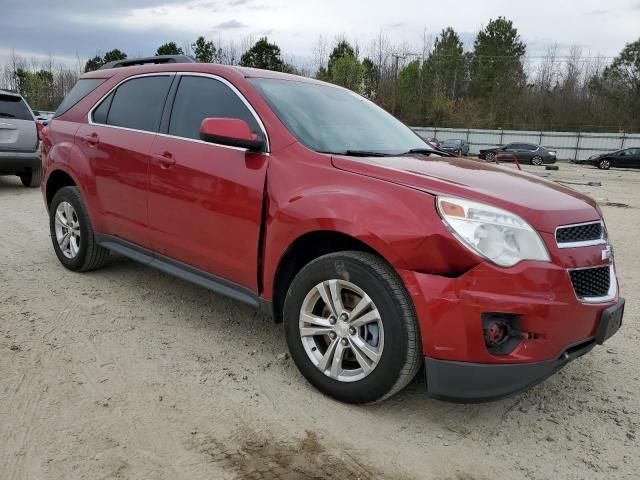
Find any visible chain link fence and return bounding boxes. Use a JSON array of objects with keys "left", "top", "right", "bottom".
[{"left": 413, "top": 127, "right": 640, "bottom": 161}]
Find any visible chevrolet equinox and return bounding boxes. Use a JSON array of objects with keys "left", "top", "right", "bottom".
[{"left": 41, "top": 57, "right": 624, "bottom": 404}]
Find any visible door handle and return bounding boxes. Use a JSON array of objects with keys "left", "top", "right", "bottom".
[
  {"left": 84, "top": 133, "right": 99, "bottom": 146},
  {"left": 152, "top": 152, "right": 176, "bottom": 168}
]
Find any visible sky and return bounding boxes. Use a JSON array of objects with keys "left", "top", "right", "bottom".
[{"left": 1, "top": 0, "right": 639, "bottom": 68}]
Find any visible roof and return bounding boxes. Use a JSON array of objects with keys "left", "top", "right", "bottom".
[{"left": 83, "top": 60, "right": 324, "bottom": 85}]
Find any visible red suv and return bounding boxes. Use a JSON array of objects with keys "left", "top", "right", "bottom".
[{"left": 41, "top": 57, "right": 624, "bottom": 404}]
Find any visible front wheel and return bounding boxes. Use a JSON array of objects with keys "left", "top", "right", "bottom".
[
  {"left": 531, "top": 155, "right": 544, "bottom": 166},
  {"left": 598, "top": 159, "right": 611, "bottom": 170},
  {"left": 283, "top": 251, "right": 422, "bottom": 404},
  {"left": 486, "top": 152, "right": 495, "bottom": 162}
]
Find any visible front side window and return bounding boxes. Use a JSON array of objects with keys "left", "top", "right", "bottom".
[
  {"left": 168, "top": 76, "right": 260, "bottom": 141},
  {"left": 95, "top": 76, "right": 172, "bottom": 132},
  {"left": 249, "top": 78, "right": 428, "bottom": 155}
]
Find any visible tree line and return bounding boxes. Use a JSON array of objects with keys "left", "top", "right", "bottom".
[{"left": 1, "top": 18, "right": 638, "bottom": 133}]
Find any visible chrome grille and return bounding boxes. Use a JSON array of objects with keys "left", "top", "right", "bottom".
[{"left": 556, "top": 221, "right": 605, "bottom": 247}]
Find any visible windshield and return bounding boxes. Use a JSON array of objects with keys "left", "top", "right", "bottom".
[
  {"left": 442, "top": 140, "right": 461, "bottom": 146},
  {"left": 249, "top": 78, "right": 428, "bottom": 155}
]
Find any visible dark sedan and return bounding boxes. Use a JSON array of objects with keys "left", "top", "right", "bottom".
[
  {"left": 440, "top": 139, "right": 470, "bottom": 156},
  {"left": 479, "top": 143, "right": 557, "bottom": 166},
  {"left": 573, "top": 148, "right": 640, "bottom": 170}
]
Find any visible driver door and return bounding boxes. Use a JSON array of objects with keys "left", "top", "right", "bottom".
[{"left": 147, "top": 74, "right": 268, "bottom": 290}]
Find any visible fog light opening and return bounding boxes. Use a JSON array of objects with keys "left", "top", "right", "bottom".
[{"left": 482, "top": 313, "right": 523, "bottom": 355}]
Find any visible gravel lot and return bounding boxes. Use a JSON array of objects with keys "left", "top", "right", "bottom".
[{"left": 0, "top": 163, "right": 638, "bottom": 480}]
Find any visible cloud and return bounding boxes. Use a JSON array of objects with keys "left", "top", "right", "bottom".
[{"left": 213, "top": 19, "right": 247, "bottom": 28}]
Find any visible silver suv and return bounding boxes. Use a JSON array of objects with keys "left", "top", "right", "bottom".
[{"left": 0, "top": 89, "right": 40, "bottom": 187}]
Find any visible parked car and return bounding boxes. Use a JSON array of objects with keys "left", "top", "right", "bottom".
[
  {"left": 0, "top": 89, "right": 41, "bottom": 187},
  {"left": 426, "top": 137, "right": 440, "bottom": 148},
  {"left": 41, "top": 57, "right": 623, "bottom": 404},
  {"left": 440, "top": 139, "right": 469, "bottom": 156},
  {"left": 479, "top": 143, "right": 557, "bottom": 166},
  {"left": 573, "top": 148, "right": 640, "bottom": 170}
]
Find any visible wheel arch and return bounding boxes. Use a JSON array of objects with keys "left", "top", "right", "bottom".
[
  {"left": 45, "top": 169, "right": 77, "bottom": 208},
  {"left": 270, "top": 230, "right": 383, "bottom": 323}
]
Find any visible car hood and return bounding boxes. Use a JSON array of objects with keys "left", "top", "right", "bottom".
[{"left": 331, "top": 154, "right": 600, "bottom": 233}]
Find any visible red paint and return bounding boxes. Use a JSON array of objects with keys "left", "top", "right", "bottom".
[
  {"left": 200, "top": 117, "right": 258, "bottom": 142},
  {"left": 42, "top": 63, "right": 619, "bottom": 370}
]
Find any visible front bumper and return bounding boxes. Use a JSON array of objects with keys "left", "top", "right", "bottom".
[
  {"left": 425, "top": 297, "right": 624, "bottom": 402},
  {"left": 425, "top": 337, "right": 596, "bottom": 403},
  {"left": 398, "top": 250, "right": 622, "bottom": 402}
]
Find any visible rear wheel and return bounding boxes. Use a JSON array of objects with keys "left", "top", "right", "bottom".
[
  {"left": 283, "top": 251, "right": 422, "bottom": 404},
  {"left": 49, "top": 186, "right": 110, "bottom": 271},
  {"left": 19, "top": 168, "right": 41, "bottom": 188},
  {"left": 598, "top": 159, "right": 611, "bottom": 170}
]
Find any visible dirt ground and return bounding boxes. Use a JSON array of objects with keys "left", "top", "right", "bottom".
[{"left": 0, "top": 163, "right": 638, "bottom": 480}]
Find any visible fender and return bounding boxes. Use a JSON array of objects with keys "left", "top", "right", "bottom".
[
  {"left": 43, "top": 122, "right": 104, "bottom": 232},
  {"left": 260, "top": 146, "right": 479, "bottom": 300}
]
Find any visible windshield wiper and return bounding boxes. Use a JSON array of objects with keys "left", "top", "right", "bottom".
[
  {"left": 343, "top": 150, "right": 396, "bottom": 157},
  {"left": 403, "top": 148, "right": 453, "bottom": 157},
  {"left": 0, "top": 113, "right": 16, "bottom": 118}
]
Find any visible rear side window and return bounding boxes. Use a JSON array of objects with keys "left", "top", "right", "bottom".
[
  {"left": 168, "top": 76, "right": 260, "bottom": 140},
  {"left": 0, "top": 94, "right": 32, "bottom": 120},
  {"left": 54, "top": 79, "right": 105, "bottom": 117},
  {"left": 92, "top": 92, "right": 113, "bottom": 124},
  {"left": 101, "top": 76, "right": 172, "bottom": 132}
]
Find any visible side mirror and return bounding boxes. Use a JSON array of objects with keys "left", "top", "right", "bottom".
[{"left": 199, "top": 118, "right": 265, "bottom": 152}]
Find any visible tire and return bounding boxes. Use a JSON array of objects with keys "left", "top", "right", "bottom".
[
  {"left": 49, "top": 186, "right": 110, "bottom": 272},
  {"left": 19, "top": 168, "right": 41, "bottom": 188},
  {"left": 283, "top": 251, "right": 422, "bottom": 404},
  {"left": 531, "top": 156, "right": 544, "bottom": 166},
  {"left": 486, "top": 152, "right": 495, "bottom": 162},
  {"left": 598, "top": 159, "right": 611, "bottom": 170}
]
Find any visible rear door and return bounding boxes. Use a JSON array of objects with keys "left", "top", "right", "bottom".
[
  {"left": 147, "top": 74, "right": 268, "bottom": 290},
  {"left": 0, "top": 93, "right": 37, "bottom": 153},
  {"left": 76, "top": 74, "right": 174, "bottom": 247}
]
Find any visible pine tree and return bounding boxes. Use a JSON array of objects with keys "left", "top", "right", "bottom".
[
  {"left": 469, "top": 17, "right": 526, "bottom": 124},
  {"left": 156, "top": 42, "right": 184, "bottom": 56},
  {"left": 192, "top": 36, "right": 217, "bottom": 63},
  {"left": 240, "top": 37, "right": 289, "bottom": 71}
]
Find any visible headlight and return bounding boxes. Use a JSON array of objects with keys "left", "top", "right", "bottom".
[
  {"left": 437, "top": 196, "right": 550, "bottom": 267},
  {"left": 548, "top": 151, "right": 556, "bottom": 156}
]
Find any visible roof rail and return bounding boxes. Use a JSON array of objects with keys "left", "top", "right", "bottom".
[{"left": 99, "top": 55, "right": 197, "bottom": 70}]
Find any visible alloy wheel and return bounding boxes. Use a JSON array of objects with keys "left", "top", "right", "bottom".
[
  {"left": 299, "top": 279, "right": 384, "bottom": 382},
  {"left": 531, "top": 156, "right": 543, "bottom": 166},
  {"left": 54, "top": 201, "right": 81, "bottom": 259}
]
